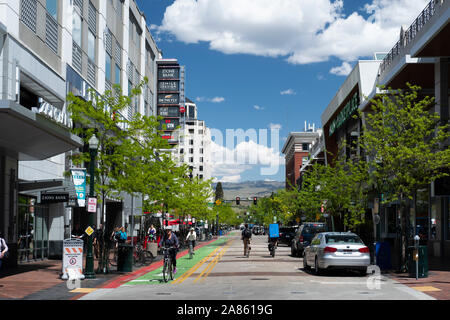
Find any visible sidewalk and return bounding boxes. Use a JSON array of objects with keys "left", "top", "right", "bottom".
[
  {"left": 387, "top": 256, "right": 450, "bottom": 300},
  {"left": 0, "top": 236, "right": 222, "bottom": 300}
]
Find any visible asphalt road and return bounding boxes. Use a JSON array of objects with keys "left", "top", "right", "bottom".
[{"left": 80, "top": 231, "right": 434, "bottom": 300}]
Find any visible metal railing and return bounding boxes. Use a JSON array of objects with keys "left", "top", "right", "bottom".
[
  {"left": 72, "top": 41, "right": 83, "bottom": 73},
  {"left": 88, "top": 59, "right": 96, "bottom": 86},
  {"left": 379, "top": 0, "right": 442, "bottom": 74}
]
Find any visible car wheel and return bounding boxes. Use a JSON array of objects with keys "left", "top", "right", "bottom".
[{"left": 314, "top": 256, "right": 321, "bottom": 275}]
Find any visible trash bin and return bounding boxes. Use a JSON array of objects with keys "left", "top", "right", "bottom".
[
  {"left": 219, "top": 230, "right": 223, "bottom": 236},
  {"left": 375, "top": 241, "right": 392, "bottom": 271},
  {"left": 408, "top": 245, "right": 428, "bottom": 278},
  {"left": 146, "top": 242, "right": 158, "bottom": 258},
  {"left": 117, "top": 243, "right": 133, "bottom": 272}
]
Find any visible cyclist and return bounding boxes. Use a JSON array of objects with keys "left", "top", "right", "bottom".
[
  {"left": 268, "top": 223, "right": 279, "bottom": 256},
  {"left": 159, "top": 228, "right": 179, "bottom": 274},
  {"left": 241, "top": 224, "right": 252, "bottom": 257},
  {"left": 186, "top": 227, "right": 197, "bottom": 254}
]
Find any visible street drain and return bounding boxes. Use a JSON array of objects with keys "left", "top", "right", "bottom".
[
  {"left": 250, "top": 278, "right": 269, "bottom": 281},
  {"left": 156, "top": 293, "right": 172, "bottom": 296},
  {"left": 358, "top": 292, "right": 372, "bottom": 295},
  {"left": 290, "top": 291, "right": 306, "bottom": 294},
  {"left": 223, "top": 292, "right": 235, "bottom": 295}
]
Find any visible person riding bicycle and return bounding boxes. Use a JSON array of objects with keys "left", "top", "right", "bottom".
[
  {"left": 158, "top": 228, "right": 179, "bottom": 274},
  {"left": 186, "top": 227, "right": 197, "bottom": 253},
  {"left": 268, "top": 223, "right": 279, "bottom": 254},
  {"left": 241, "top": 224, "right": 252, "bottom": 257}
]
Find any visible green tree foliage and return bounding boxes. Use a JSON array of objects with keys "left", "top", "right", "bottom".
[
  {"left": 359, "top": 83, "right": 450, "bottom": 204},
  {"left": 214, "top": 182, "right": 224, "bottom": 202}
]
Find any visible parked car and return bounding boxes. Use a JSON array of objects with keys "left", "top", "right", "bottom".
[
  {"left": 278, "top": 227, "right": 297, "bottom": 245},
  {"left": 303, "top": 232, "right": 370, "bottom": 275},
  {"left": 291, "top": 222, "right": 327, "bottom": 257}
]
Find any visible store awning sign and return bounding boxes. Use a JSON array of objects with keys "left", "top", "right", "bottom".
[
  {"left": 70, "top": 169, "right": 86, "bottom": 207},
  {"left": 41, "top": 193, "right": 69, "bottom": 203},
  {"left": 329, "top": 92, "right": 359, "bottom": 136}
]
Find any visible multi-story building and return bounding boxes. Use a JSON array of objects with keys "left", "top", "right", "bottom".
[
  {"left": 0, "top": 0, "right": 161, "bottom": 265},
  {"left": 321, "top": 0, "right": 450, "bottom": 264},
  {"left": 175, "top": 98, "right": 212, "bottom": 181},
  {"left": 281, "top": 123, "right": 320, "bottom": 189}
]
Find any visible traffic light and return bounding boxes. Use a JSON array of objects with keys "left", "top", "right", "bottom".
[
  {"left": 253, "top": 197, "right": 257, "bottom": 205},
  {"left": 236, "top": 197, "right": 240, "bottom": 205}
]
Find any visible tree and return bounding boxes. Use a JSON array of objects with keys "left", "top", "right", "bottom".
[
  {"left": 214, "top": 182, "right": 224, "bottom": 202},
  {"left": 358, "top": 84, "right": 450, "bottom": 267}
]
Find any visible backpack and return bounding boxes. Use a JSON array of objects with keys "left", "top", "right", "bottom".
[{"left": 243, "top": 228, "right": 252, "bottom": 239}]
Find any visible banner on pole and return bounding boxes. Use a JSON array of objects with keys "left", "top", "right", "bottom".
[{"left": 70, "top": 168, "right": 86, "bottom": 207}]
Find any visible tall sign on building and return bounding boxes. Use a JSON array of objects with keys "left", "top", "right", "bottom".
[{"left": 156, "top": 59, "right": 184, "bottom": 145}]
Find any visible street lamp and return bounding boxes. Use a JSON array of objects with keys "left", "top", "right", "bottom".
[{"left": 85, "top": 134, "right": 98, "bottom": 279}]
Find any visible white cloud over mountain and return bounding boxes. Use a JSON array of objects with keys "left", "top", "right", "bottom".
[{"left": 159, "top": 0, "right": 428, "bottom": 70}]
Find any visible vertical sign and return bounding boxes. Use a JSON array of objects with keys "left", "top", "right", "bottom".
[
  {"left": 87, "top": 197, "right": 97, "bottom": 213},
  {"left": 70, "top": 168, "right": 86, "bottom": 207},
  {"left": 61, "top": 238, "right": 84, "bottom": 280}
]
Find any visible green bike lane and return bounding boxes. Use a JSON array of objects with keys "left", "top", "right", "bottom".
[{"left": 127, "top": 235, "right": 233, "bottom": 285}]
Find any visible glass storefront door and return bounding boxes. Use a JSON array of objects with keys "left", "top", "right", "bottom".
[{"left": 17, "top": 196, "right": 49, "bottom": 263}]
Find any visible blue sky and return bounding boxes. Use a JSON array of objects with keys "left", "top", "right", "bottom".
[{"left": 137, "top": 0, "right": 429, "bottom": 183}]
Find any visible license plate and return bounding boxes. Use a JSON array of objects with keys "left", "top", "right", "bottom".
[{"left": 344, "top": 250, "right": 352, "bottom": 254}]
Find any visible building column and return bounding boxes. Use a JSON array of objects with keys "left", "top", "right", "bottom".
[
  {"left": 435, "top": 58, "right": 449, "bottom": 258},
  {"left": 0, "top": 148, "right": 18, "bottom": 267}
]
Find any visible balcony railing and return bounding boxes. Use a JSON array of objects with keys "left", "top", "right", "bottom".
[
  {"left": 45, "top": 13, "right": 58, "bottom": 54},
  {"left": 379, "top": 0, "right": 442, "bottom": 74}
]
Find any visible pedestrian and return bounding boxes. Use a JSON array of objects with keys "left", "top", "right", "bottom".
[
  {"left": 0, "top": 232, "right": 9, "bottom": 274},
  {"left": 159, "top": 228, "right": 179, "bottom": 274},
  {"left": 147, "top": 224, "right": 156, "bottom": 242},
  {"left": 186, "top": 227, "right": 197, "bottom": 252},
  {"left": 241, "top": 224, "right": 252, "bottom": 257}
]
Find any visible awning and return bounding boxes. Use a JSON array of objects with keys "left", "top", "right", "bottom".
[
  {"left": 0, "top": 100, "right": 83, "bottom": 160},
  {"left": 19, "top": 179, "right": 77, "bottom": 203}
]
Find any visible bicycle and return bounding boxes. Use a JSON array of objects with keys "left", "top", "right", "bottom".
[
  {"left": 162, "top": 246, "right": 175, "bottom": 282},
  {"left": 188, "top": 241, "right": 195, "bottom": 259},
  {"left": 133, "top": 242, "right": 154, "bottom": 266}
]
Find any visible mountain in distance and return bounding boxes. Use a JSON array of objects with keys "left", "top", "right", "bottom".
[{"left": 213, "top": 180, "right": 285, "bottom": 200}]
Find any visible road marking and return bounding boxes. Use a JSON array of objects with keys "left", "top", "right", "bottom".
[
  {"left": 194, "top": 246, "right": 227, "bottom": 283},
  {"left": 198, "top": 241, "right": 234, "bottom": 283},
  {"left": 172, "top": 247, "right": 221, "bottom": 284},
  {"left": 411, "top": 286, "right": 442, "bottom": 292},
  {"left": 70, "top": 288, "right": 98, "bottom": 293}
]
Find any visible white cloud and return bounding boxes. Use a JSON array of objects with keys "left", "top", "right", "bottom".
[
  {"left": 317, "top": 74, "right": 326, "bottom": 80},
  {"left": 210, "top": 139, "right": 284, "bottom": 181},
  {"left": 280, "top": 89, "right": 296, "bottom": 95},
  {"left": 269, "top": 123, "right": 282, "bottom": 130},
  {"left": 159, "top": 0, "right": 429, "bottom": 65},
  {"left": 253, "top": 105, "right": 264, "bottom": 110},
  {"left": 220, "top": 175, "right": 242, "bottom": 183},
  {"left": 330, "top": 61, "right": 353, "bottom": 76},
  {"left": 196, "top": 96, "right": 225, "bottom": 103}
]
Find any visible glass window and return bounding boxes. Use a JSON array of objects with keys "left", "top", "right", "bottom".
[
  {"left": 46, "top": 0, "right": 58, "bottom": 20},
  {"left": 105, "top": 53, "right": 111, "bottom": 81},
  {"left": 325, "top": 235, "right": 363, "bottom": 244},
  {"left": 302, "top": 143, "right": 309, "bottom": 151},
  {"left": 200, "top": 157, "right": 204, "bottom": 163},
  {"left": 115, "top": 64, "right": 120, "bottom": 85},
  {"left": 199, "top": 166, "right": 203, "bottom": 172},
  {"left": 88, "top": 31, "right": 96, "bottom": 61},
  {"left": 72, "top": 12, "right": 82, "bottom": 46}
]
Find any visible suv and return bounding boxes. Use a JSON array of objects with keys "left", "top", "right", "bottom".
[
  {"left": 291, "top": 222, "right": 327, "bottom": 257},
  {"left": 278, "top": 227, "right": 297, "bottom": 245}
]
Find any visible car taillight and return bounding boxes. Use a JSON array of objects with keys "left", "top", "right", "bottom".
[
  {"left": 324, "top": 246, "right": 337, "bottom": 253},
  {"left": 359, "top": 247, "right": 370, "bottom": 253},
  {"left": 299, "top": 235, "right": 304, "bottom": 243}
]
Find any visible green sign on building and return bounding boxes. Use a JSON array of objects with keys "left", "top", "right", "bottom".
[{"left": 329, "top": 92, "right": 359, "bottom": 136}]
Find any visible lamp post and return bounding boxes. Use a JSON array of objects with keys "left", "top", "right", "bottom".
[{"left": 85, "top": 134, "right": 98, "bottom": 279}]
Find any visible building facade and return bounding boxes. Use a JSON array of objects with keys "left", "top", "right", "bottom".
[
  {"left": 174, "top": 98, "right": 212, "bottom": 181},
  {"left": 0, "top": 0, "right": 161, "bottom": 265},
  {"left": 321, "top": 0, "right": 450, "bottom": 264},
  {"left": 282, "top": 124, "right": 320, "bottom": 189}
]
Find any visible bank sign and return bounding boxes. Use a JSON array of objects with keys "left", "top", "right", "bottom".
[
  {"left": 158, "top": 93, "right": 179, "bottom": 105},
  {"left": 70, "top": 169, "right": 86, "bottom": 207},
  {"left": 158, "top": 68, "right": 179, "bottom": 80},
  {"left": 329, "top": 92, "right": 359, "bottom": 136}
]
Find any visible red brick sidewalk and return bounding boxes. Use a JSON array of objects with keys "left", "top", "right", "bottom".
[{"left": 387, "top": 257, "right": 450, "bottom": 300}]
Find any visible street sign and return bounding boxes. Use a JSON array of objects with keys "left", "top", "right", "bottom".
[
  {"left": 85, "top": 226, "right": 94, "bottom": 236},
  {"left": 87, "top": 197, "right": 97, "bottom": 213},
  {"left": 61, "top": 238, "right": 84, "bottom": 280},
  {"left": 215, "top": 199, "right": 221, "bottom": 205}
]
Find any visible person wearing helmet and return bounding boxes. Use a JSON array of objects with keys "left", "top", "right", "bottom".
[{"left": 186, "top": 227, "right": 197, "bottom": 252}]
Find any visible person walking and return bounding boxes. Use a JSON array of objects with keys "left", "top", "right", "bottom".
[
  {"left": 186, "top": 227, "right": 197, "bottom": 254},
  {"left": 241, "top": 224, "right": 252, "bottom": 257},
  {"left": 0, "top": 232, "right": 9, "bottom": 275},
  {"left": 159, "top": 228, "right": 179, "bottom": 274}
]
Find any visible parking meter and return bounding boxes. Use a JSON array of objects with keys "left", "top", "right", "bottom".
[{"left": 414, "top": 235, "right": 420, "bottom": 280}]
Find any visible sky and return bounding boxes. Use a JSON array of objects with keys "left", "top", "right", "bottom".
[{"left": 137, "top": 0, "right": 430, "bottom": 183}]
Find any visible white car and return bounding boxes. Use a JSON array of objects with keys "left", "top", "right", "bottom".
[{"left": 303, "top": 232, "right": 371, "bottom": 275}]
